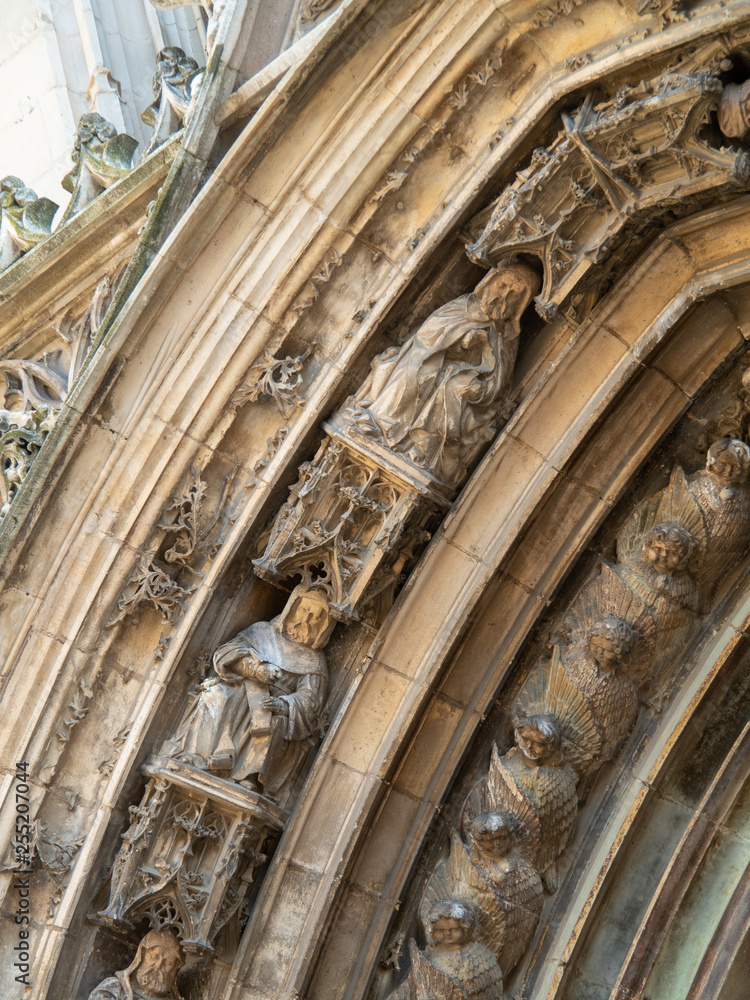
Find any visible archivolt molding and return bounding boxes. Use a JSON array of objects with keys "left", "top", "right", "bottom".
[
  {"left": 2, "top": 2, "right": 750, "bottom": 999},
  {"left": 232, "top": 200, "right": 750, "bottom": 1000}
]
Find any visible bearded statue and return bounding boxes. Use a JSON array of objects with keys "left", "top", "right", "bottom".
[
  {"left": 88, "top": 929, "right": 184, "bottom": 1000},
  {"left": 163, "top": 585, "right": 332, "bottom": 799}
]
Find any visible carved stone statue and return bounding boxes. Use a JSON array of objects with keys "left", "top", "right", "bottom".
[
  {"left": 0, "top": 176, "right": 58, "bottom": 272},
  {"left": 61, "top": 113, "right": 139, "bottom": 221},
  {"left": 616, "top": 521, "right": 700, "bottom": 676},
  {"left": 390, "top": 901, "right": 504, "bottom": 1000},
  {"left": 685, "top": 438, "right": 750, "bottom": 600},
  {"left": 163, "top": 585, "right": 331, "bottom": 797},
  {"left": 88, "top": 928, "right": 184, "bottom": 1000},
  {"left": 560, "top": 618, "right": 640, "bottom": 761},
  {"left": 420, "top": 814, "right": 543, "bottom": 975},
  {"left": 719, "top": 81, "right": 750, "bottom": 138},
  {"left": 346, "top": 262, "right": 540, "bottom": 486},
  {"left": 141, "top": 47, "right": 202, "bottom": 155}
]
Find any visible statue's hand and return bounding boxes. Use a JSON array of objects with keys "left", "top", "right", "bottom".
[
  {"left": 460, "top": 377, "right": 484, "bottom": 402},
  {"left": 260, "top": 663, "right": 282, "bottom": 684},
  {"left": 262, "top": 697, "right": 289, "bottom": 716}
]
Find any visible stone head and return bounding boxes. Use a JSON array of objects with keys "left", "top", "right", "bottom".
[
  {"left": 126, "top": 929, "right": 184, "bottom": 998},
  {"left": 641, "top": 523, "right": 696, "bottom": 575},
  {"left": 427, "top": 899, "right": 475, "bottom": 949},
  {"left": 469, "top": 811, "right": 521, "bottom": 859},
  {"left": 279, "top": 585, "right": 331, "bottom": 649},
  {"left": 475, "top": 261, "right": 541, "bottom": 334},
  {"left": 587, "top": 616, "right": 635, "bottom": 671},
  {"left": 706, "top": 437, "right": 750, "bottom": 488},
  {"left": 515, "top": 714, "right": 562, "bottom": 764}
]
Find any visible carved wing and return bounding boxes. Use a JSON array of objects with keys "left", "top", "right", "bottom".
[
  {"left": 461, "top": 944, "right": 504, "bottom": 1000},
  {"left": 616, "top": 491, "right": 664, "bottom": 567},
  {"left": 409, "top": 939, "right": 464, "bottom": 1000},
  {"left": 461, "top": 744, "right": 541, "bottom": 863},
  {"left": 561, "top": 561, "right": 657, "bottom": 684},
  {"left": 514, "top": 647, "right": 601, "bottom": 774},
  {"left": 655, "top": 464, "right": 706, "bottom": 558},
  {"left": 616, "top": 465, "right": 707, "bottom": 568},
  {"left": 420, "top": 832, "right": 505, "bottom": 955}
]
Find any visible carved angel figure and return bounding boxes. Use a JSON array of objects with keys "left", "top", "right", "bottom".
[
  {"left": 615, "top": 521, "right": 700, "bottom": 677},
  {"left": 420, "top": 812, "right": 543, "bottom": 974},
  {"left": 560, "top": 559, "right": 656, "bottom": 689},
  {"left": 558, "top": 618, "right": 639, "bottom": 761},
  {"left": 345, "top": 262, "right": 540, "bottom": 487},
  {"left": 163, "top": 586, "right": 331, "bottom": 798},
  {"left": 88, "top": 928, "right": 184, "bottom": 1000},
  {"left": 390, "top": 902, "right": 504, "bottom": 1000},
  {"left": 680, "top": 438, "right": 750, "bottom": 603}
]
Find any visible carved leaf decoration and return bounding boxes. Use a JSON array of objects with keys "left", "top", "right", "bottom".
[
  {"left": 408, "top": 939, "right": 464, "bottom": 1000},
  {"left": 513, "top": 647, "right": 601, "bottom": 774},
  {"left": 461, "top": 744, "right": 541, "bottom": 863},
  {"left": 558, "top": 560, "right": 657, "bottom": 683}
]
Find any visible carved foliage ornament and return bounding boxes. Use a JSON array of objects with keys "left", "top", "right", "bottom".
[{"left": 467, "top": 72, "right": 750, "bottom": 317}]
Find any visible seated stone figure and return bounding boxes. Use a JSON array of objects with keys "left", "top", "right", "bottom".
[
  {"left": 88, "top": 928, "right": 184, "bottom": 1000},
  {"left": 346, "top": 262, "right": 540, "bottom": 487},
  {"left": 163, "top": 585, "right": 331, "bottom": 798}
]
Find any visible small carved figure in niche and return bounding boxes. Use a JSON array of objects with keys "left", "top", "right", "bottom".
[
  {"left": 685, "top": 438, "right": 750, "bottom": 600},
  {"left": 561, "top": 617, "right": 639, "bottom": 761},
  {"left": 420, "top": 814, "right": 542, "bottom": 975},
  {"left": 345, "top": 262, "right": 540, "bottom": 486},
  {"left": 719, "top": 81, "right": 750, "bottom": 139},
  {"left": 390, "top": 901, "right": 504, "bottom": 1000},
  {"left": 88, "top": 928, "right": 184, "bottom": 1000},
  {"left": 615, "top": 521, "right": 700, "bottom": 676},
  {"left": 163, "top": 586, "right": 332, "bottom": 798}
]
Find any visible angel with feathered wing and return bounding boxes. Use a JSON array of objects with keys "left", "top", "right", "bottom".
[
  {"left": 615, "top": 494, "right": 700, "bottom": 679},
  {"left": 558, "top": 564, "right": 654, "bottom": 756},
  {"left": 420, "top": 824, "right": 542, "bottom": 975},
  {"left": 677, "top": 440, "right": 750, "bottom": 606},
  {"left": 500, "top": 652, "right": 598, "bottom": 878},
  {"left": 389, "top": 934, "right": 503, "bottom": 1000}
]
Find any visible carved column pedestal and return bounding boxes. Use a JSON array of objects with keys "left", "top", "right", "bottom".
[
  {"left": 98, "top": 756, "right": 286, "bottom": 955},
  {"left": 253, "top": 414, "right": 451, "bottom": 621}
]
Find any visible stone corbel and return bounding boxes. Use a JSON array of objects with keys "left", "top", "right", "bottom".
[
  {"left": 0, "top": 176, "right": 58, "bottom": 273},
  {"left": 60, "top": 113, "right": 139, "bottom": 224}
]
